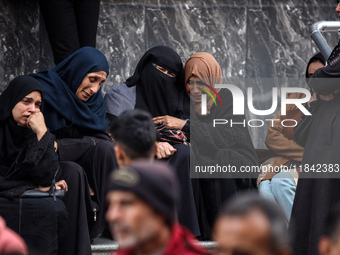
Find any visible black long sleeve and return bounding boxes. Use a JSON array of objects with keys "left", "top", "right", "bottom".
[
  {"left": 0, "top": 131, "right": 60, "bottom": 198},
  {"left": 310, "top": 40, "right": 340, "bottom": 95}
]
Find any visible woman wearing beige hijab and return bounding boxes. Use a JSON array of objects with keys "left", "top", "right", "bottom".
[
  {"left": 185, "top": 52, "right": 258, "bottom": 240},
  {"left": 185, "top": 52, "right": 222, "bottom": 115}
]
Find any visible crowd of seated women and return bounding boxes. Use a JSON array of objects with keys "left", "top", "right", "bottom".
[{"left": 0, "top": 43, "right": 323, "bottom": 254}]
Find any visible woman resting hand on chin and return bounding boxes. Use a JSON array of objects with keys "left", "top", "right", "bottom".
[{"left": 0, "top": 76, "right": 68, "bottom": 254}]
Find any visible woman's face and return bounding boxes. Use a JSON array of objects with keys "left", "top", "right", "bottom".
[
  {"left": 12, "top": 91, "right": 42, "bottom": 127},
  {"left": 152, "top": 63, "right": 176, "bottom": 78},
  {"left": 76, "top": 71, "right": 107, "bottom": 102},
  {"left": 186, "top": 74, "right": 218, "bottom": 115},
  {"left": 307, "top": 61, "right": 325, "bottom": 78},
  {"left": 185, "top": 74, "right": 205, "bottom": 102}
]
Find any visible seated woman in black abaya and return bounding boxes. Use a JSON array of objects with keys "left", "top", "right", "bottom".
[
  {"left": 30, "top": 47, "right": 118, "bottom": 253},
  {"left": 0, "top": 76, "right": 68, "bottom": 254},
  {"left": 104, "top": 46, "right": 200, "bottom": 237},
  {"left": 185, "top": 52, "right": 258, "bottom": 240}
]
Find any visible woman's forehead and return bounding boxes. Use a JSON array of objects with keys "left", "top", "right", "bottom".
[{"left": 87, "top": 71, "right": 107, "bottom": 79}]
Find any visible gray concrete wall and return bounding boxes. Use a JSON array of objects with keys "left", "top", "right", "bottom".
[{"left": 0, "top": 0, "right": 337, "bottom": 147}]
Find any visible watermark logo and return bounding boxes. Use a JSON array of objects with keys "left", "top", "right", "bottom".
[
  {"left": 201, "top": 84, "right": 312, "bottom": 116},
  {"left": 199, "top": 83, "right": 222, "bottom": 115}
]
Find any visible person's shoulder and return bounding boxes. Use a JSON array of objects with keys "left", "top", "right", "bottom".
[
  {"left": 113, "top": 249, "right": 132, "bottom": 255},
  {"left": 166, "top": 224, "right": 207, "bottom": 255},
  {"left": 104, "top": 83, "right": 136, "bottom": 116},
  {"left": 106, "top": 83, "right": 136, "bottom": 96},
  {"left": 217, "top": 87, "right": 233, "bottom": 102},
  {"left": 105, "top": 83, "right": 136, "bottom": 103}
]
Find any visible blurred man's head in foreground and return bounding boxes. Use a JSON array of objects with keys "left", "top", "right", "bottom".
[
  {"left": 110, "top": 109, "right": 156, "bottom": 166},
  {"left": 213, "top": 192, "right": 291, "bottom": 255},
  {"left": 105, "top": 161, "right": 179, "bottom": 252}
]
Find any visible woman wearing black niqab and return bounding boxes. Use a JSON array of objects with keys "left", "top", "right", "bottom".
[
  {"left": 106, "top": 46, "right": 199, "bottom": 237},
  {"left": 0, "top": 75, "right": 68, "bottom": 254},
  {"left": 126, "top": 45, "right": 190, "bottom": 120}
]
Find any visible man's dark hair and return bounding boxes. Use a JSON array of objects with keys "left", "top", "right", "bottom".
[
  {"left": 110, "top": 109, "right": 156, "bottom": 159},
  {"left": 218, "top": 192, "right": 289, "bottom": 253},
  {"left": 324, "top": 203, "right": 340, "bottom": 243}
]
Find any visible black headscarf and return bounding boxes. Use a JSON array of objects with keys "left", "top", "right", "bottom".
[
  {"left": 30, "top": 47, "right": 109, "bottom": 133},
  {"left": 126, "top": 46, "right": 189, "bottom": 119},
  {"left": 305, "top": 52, "right": 326, "bottom": 80},
  {"left": 0, "top": 76, "right": 43, "bottom": 175}
]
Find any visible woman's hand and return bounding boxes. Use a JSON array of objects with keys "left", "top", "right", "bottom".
[
  {"left": 319, "top": 89, "right": 340, "bottom": 101},
  {"left": 153, "top": 115, "right": 186, "bottom": 130},
  {"left": 155, "top": 142, "right": 177, "bottom": 159},
  {"left": 54, "top": 141, "right": 58, "bottom": 152},
  {"left": 27, "top": 112, "right": 48, "bottom": 141},
  {"left": 34, "top": 179, "right": 68, "bottom": 192}
]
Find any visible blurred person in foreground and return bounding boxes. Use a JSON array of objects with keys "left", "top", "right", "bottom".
[
  {"left": 0, "top": 216, "right": 28, "bottom": 255},
  {"left": 319, "top": 203, "right": 340, "bottom": 255},
  {"left": 105, "top": 161, "right": 207, "bottom": 255},
  {"left": 213, "top": 193, "right": 291, "bottom": 255},
  {"left": 102, "top": 109, "right": 156, "bottom": 239},
  {"left": 109, "top": 109, "right": 156, "bottom": 166}
]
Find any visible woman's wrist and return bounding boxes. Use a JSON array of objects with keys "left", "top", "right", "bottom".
[
  {"left": 36, "top": 127, "right": 48, "bottom": 141},
  {"left": 181, "top": 119, "right": 190, "bottom": 132},
  {"left": 178, "top": 119, "right": 186, "bottom": 129}
]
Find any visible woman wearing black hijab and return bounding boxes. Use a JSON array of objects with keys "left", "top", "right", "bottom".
[
  {"left": 293, "top": 52, "right": 326, "bottom": 147},
  {"left": 31, "top": 46, "right": 117, "bottom": 242},
  {"left": 0, "top": 75, "right": 68, "bottom": 254},
  {"left": 105, "top": 46, "right": 199, "bottom": 237},
  {"left": 305, "top": 52, "right": 326, "bottom": 80}
]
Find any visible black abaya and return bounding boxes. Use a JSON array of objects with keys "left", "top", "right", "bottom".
[
  {"left": 289, "top": 96, "right": 340, "bottom": 255},
  {"left": 0, "top": 197, "right": 67, "bottom": 255},
  {"left": 57, "top": 161, "right": 93, "bottom": 255},
  {"left": 160, "top": 143, "right": 201, "bottom": 237},
  {"left": 190, "top": 90, "right": 258, "bottom": 240},
  {"left": 57, "top": 135, "right": 116, "bottom": 239}
]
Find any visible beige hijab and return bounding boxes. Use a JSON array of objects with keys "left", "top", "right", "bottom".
[{"left": 184, "top": 52, "right": 222, "bottom": 114}]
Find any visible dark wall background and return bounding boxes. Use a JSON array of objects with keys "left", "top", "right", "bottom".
[{"left": 0, "top": 0, "right": 338, "bottom": 148}]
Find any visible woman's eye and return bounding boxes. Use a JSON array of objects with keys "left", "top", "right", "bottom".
[{"left": 90, "top": 78, "right": 96, "bottom": 83}]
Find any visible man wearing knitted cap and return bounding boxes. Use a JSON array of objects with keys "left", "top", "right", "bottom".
[{"left": 105, "top": 161, "right": 206, "bottom": 255}]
